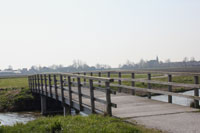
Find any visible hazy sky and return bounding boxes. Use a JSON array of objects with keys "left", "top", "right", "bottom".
[{"left": 0, "top": 0, "right": 200, "bottom": 69}]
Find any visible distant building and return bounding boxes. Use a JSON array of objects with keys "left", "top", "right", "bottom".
[
  {"left": 0, "top": 70, "right": 21, "bottom": 76},
  {"left": 147, "top": 56, "right": 159, "bottom": 67}
]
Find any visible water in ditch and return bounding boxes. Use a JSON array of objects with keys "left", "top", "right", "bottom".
[{"left": 151, "top": 90, "right": 200, "bottom": 106}]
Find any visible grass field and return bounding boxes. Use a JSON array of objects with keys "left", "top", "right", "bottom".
[
  {"left": 0, "top": 77, "right": 28, "bottom": 89},
  {"left": 0, "top": 115, "right": 161, "bottom": 133}
]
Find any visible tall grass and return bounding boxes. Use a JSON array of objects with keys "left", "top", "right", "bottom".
[{"left": 0, "top": 115, "right": 161, "bottom": 133}]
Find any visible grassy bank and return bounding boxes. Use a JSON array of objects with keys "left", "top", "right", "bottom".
[
  {"left": 0, "top": 88, "right": 40, "bottom": 112},
  {"left": 0, "top": 77, "right": 40, "bottom": 112},
  {"left": 0, "top": 115, "right": 161, "bottom": 133}
]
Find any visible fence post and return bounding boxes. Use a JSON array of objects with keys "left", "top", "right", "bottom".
[
  {"left": 77, "top": 77, "right": 83, "bottom": 111},
  {"left": 68, "top": 76, "right": 72, "bottom": 114},
  {"left": 98, "top": 72, "right": 101, "bottom": 87},
  {"left": 90, "top": 72, "right": 93, "bottom": 76},
  {"left": 131, "top": 73, "right": 135, "bottom": 95},
  {"left": 84, "top": 72, "right": 86, "bottom": 85},
  {"left": 105, "top": 81, "right": 112, "bottom": 116},
  {"left": 44, "top": 74, "right": 48, "bottom": 96},
  {"left": 107, "top": 72, "right": 110, "bottom": 78},
  {"left": 147, "top": 73, "right": 151, "bottom": 99},
  {"left": 89, "top": 79, "right": 95, "bottom": 113},
  {"left": 37, "top": 74, "right": 40, "bottom": 94},
  {"left": 35, "top": 75, "right": 37, "bottom": 93},
  {"left": 60, "top": 74, "right": 65, "bottom": 103},
  {"left": 54, "top": 75, "right": 58, "bottom": 100},
  {"left": 168, "top": 74, "right": 172, "bottom": 103},
  {"left": 31, "top": 76, "right": 34, "bottom": 92},
  {"left": 194, "top": 76, "right": 199, "bottom": 108},
  {"left": 48, "top": 75, "right": 53, "bottom": 98},
  {"left": 118, "top": 72, "right": 122, "bottom": 92},
  {"left": 40, "top": 75, "right": 44, "bottom": 95}
]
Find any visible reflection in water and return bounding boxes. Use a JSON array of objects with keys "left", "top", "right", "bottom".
[
  {"left": 152, "top": 90, "right": 200, "bottom": 106},
  {"left": 0, "top": 112, "right": 37, "bottom": 126}
]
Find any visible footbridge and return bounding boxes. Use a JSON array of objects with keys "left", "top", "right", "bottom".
[{"left": 28, "top": 71, "right": 200, "bottom": 118}]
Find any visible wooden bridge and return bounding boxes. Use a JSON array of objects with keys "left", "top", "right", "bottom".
[{"left": 28, "top": 71, "right": 200, "bottom": 118}]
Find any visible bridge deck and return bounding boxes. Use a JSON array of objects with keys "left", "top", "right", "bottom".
[{"left": 40, "top": 86, "right": 198, "bottom": 118}]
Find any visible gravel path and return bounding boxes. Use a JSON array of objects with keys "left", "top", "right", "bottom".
[{"left": 127, "top": 112, "right": 200, "bottom": 133}]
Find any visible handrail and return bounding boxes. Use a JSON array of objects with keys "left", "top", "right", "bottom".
[
  {"left": 28, "top": 73, "right": 116, "bottom": 116},
  {"left": 77, "top": 70, "right": 200, "bottom": 76},
  {"left": 77, "top": 70, "right": 200, "bottom": 108}
]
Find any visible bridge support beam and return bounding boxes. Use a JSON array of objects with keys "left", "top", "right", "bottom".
[
  {"left": 63, "top": 104, "right": 71, "bottom": 116},
  {"left": 41, "top": 95, "right": 47, "bottom": 115}
]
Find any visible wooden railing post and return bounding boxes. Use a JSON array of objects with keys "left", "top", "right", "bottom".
[
  {"left": 60, "top": 74, "right": 65, "bottom": 103},
  {"left": 98, "top": 72, "right": 101, "bottom": 87},
  {"left": 77, "top": 77, "right": 83, "bottom": 111},
  {"left": 131, "top": 73, "right": 135, "bottom": 95},
  {"left": 105, "top": 81, "right": 112, "bottom": 116},
  {"left": 54, "top": 75, "right": 58, "bottom": 100},
  {"left": 67, "top": 76, "right": 72, "bottom": 114},
  {"left": 35, "top": 75, "right": 38, "bottom": 93},
  {"left": 48, "top": 75, "right": 53, "bottom": 98},
  {"left": 147, "top": 73, "right": 151, "bottom": 99},
  {"left": 118, "top": 72, "right": 122, "bottom": 92},
  {"left": 31, "top": 76, "right": 34, "bottom": 92},
  {"left": 194, "top": 76, "right": 199, "bottom": 108},
  {"left": 168, "top": 74, "right": 172, "bottom": 103},
  {"left": 40, "top": 75, "right": 44, "bottom": 95},
  {"left": 89, "top": 79, "right": 95, "bottom": 113},
  {"left": 84, "top": 72, "right": 86, "bottom": 85},
  {"left": 37, "top": 74, "right": 40, "bottom": 94},
  {"left": 107, "top": 72, "right": 110, "bottom": 78},
  {"left": 44, "top": 74, "right": 48, "bottom": 96}
]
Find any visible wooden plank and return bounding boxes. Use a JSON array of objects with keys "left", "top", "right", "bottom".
[
  {"left": 46, "top": 73, "right": 114, "bottom": 82},
  {"left": 107, "top": 72, "right": 110, "bottom": 78},
  {"left": 98, "top": 72, "right": 101, "bottom": 87},
  {"left": 37, "top": 75, "right": 40, "bottom": 94},
  {"left": 77, "top": 77, "right": 83, "bottom": 111},
  {"left": 48, "top": 74, "right": 53, "bottom": 98},
  {"left": 84, "top": 72, "right": 86, "bottom": 85},
  {"left": 113, "top": 77, "right": 200, "bottom": 88},
  {"left": 147, "top": 73, "right": 151, "bottom": 99},
  {"left": 118, "top": 72, "right": 121, "bottom": 92},
  {"left": 105, "top": 81, "right": 112, "bottom": 116},
  {"left": 168, "top": 74, "right": 172, "bottom": 103},
  {"left": 110, "top": 84, "right": 200, "bottom": 100},
  {"left": 80, "top": 70, "right": 200, "bottom": 76},
  {"left": 60, "top": 74, "right": 65, "bottom": 103},
  {"left": 68, "top": 76, "right": 72, "bottom": 114},
  {"left": 40, "top": 75, "right": 44, "bottom": 95},
  {"left": 44, "top": 74, "right": 48, "bottom": 96},
  {"left": 53, "top": 75, "right": 58, "bottom": 100},
  {"left": 131, "top": 73, "right": 135, "bottom": 95},
  {"left": 89, "top": 79, "right": 95, "bottom": 113},
  {"left": 194, "top": 76, "right": 199, "bottom": 108}
]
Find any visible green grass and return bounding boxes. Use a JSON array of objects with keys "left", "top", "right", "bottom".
[
  {"left": 0, "top": 77, "right": 28, "bottom": 89},
  {"left": 0, "top": 77, "right": 39, "bottom": 112},
  {"left": 0, "top": 115, "right": 161, "bottom": 133},
  {"left": 0, "top": 88, "right": 37, "bottom": 112}
]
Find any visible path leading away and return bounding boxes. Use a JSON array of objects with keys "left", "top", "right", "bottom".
[{"left": 59, "top": 86, "right": 200, "bottom": 133}]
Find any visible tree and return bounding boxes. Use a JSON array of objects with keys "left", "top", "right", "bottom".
[{"left": 183, "top": 57, "right": 188, "bottom": 62}]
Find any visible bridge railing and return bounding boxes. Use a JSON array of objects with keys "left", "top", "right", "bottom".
[
  {"left": 76, "top": 70, "right": 200, "bottom": 108},
  {"left": 28, "top": 73, "right": 116, "bottom": 116}
]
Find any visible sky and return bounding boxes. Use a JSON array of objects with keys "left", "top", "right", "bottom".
[{"left": 0, "top": 0, "right": 200, "bottom": 69}]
